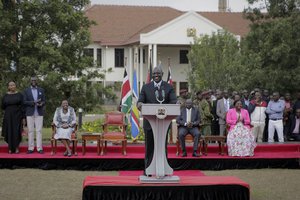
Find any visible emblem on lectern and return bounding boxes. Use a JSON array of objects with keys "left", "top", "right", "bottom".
[{"left": 156, "top": 107, "right": 167, "bottom": 119}]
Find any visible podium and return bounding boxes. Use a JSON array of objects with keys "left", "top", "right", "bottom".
[{"left": 139, "top": 104, "right": 180, "bottom": 183}]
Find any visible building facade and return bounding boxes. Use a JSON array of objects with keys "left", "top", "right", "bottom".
[{"left": 84, "top": 5, "right": 250, "bottom": 99}]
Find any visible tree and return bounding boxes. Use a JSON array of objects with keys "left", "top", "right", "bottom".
[
  {"left": 242, "top": 0, "right": 300, "bottom": 92},
  {"left": 188, "top": 31, "right": 246, "bottom": 93},
  {"left": 0, "top": 0, "right": 114, "bottom": 124}
]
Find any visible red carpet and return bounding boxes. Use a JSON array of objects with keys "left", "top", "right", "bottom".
[
  {"left": 0, "top": 143, "right": 299, "bottom": 159},
  {"left": 82, "top": 175, "right": 250, "bottom": 200},
  {"left": 119, "top": 170, "right": 205, "bottom": 176},
  {"left": 83, "top": 175, "right": 249, "bottom": 188}
]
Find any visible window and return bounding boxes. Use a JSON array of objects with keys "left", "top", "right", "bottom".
[
  {"left": 84, "top": 48, "right": 93, "bottom": 58},
  {"left": 180, "top": 82, "right": 188, "bottom": 92},
  {"left": 115, "top": 48, "right": 124, "bottom": 67},
  {"left": 179, "top": 50, "right": 189, "bottom": 64},
  {"left": 97, "top": 48, "right": 102, "bottom": 67}
]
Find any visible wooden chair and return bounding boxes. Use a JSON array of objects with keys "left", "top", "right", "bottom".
[
  {"left": 50, "top": 123, "right": 78, "bottom": 155},
  {"left": 101, "top": 111, "right": 127, "bottom": 155},
  {"left": 176, "top": 125, "right": 204, "bottom": 156}
]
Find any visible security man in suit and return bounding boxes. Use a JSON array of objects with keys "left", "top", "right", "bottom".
[{"left": 137, "top": 66, "right": 177, "bottom": 174}]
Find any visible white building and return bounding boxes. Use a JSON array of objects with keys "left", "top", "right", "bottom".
[{"left": 84, "top": 5, "right": 250, "bottom": 99}]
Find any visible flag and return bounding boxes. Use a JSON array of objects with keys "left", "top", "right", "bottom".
[
  {"left": 146, "top": 51, "right": 152, "bottom": 83},
  {"left": 130, "top": 70, "right": 140, "bottom": 139},
  {"left": 121, "top": 68, "right": 132, "bottom": 114},
  {"left": 167, "top": 65, "right": 173, "bottom": 86}
]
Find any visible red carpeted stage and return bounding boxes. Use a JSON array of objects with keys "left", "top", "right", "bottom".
[
  {"left": 82, "top": 174, "right": 250, "bottom": 200},
  {"left": 0, "top": 143, "right": 299, "bottom": 200},
  {"left": 0, "top": 143, "right": 299, "bottom": 170}
]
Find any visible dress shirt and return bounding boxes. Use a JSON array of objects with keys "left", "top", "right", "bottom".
[
  {"left": 266, "top": 100, "right": 285, "bottom": 120},
  {"left": 153, "top": 81, "right": 162, "bottom": 90},
  {"left": 244, "top": 99, "right": 250, "bottom": 107},
  {"left": 224, "top": 98, "right": 230, "bottom": 112},
  {"left": 186, "top": 108, "right": 191, "bottom": 124}
]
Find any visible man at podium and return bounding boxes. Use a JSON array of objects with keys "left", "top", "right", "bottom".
[{"left": 137, "top": 66, "right": 177, "bottom": 175}]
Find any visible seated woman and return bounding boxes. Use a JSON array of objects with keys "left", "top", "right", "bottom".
[
  {"left": 53, "top": 100, "right": 76, "bottom": 157},
  {"left": 226, "top": 100, "right": 256, "bottom": 156}
]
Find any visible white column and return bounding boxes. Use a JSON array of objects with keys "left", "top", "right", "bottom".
[
  {"left": 176, "top": 81, "right": 180, "bottom": 96},
  {"left": 153, "top": 44, "right": 157, "bottom": 68},
  {"left": 148, "top": 44, "right": 152, "bottom": 82},
  {"left": 134, "top": 46, "right": 139, "bottom": 87},
  {"left": 103, "top": 46, "right": 107, "bottom": 88},
  {"left": 128, "top": 47, "right": 133, "bottom": 88},
  {"left": 139, "top": 46, "right": 144, "bottom": 91}
]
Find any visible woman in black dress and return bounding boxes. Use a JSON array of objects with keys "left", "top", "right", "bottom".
[{"left": 1, "top": 81, "right": 24, "bottom": 153}]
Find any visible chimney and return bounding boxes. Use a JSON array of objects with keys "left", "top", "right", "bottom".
[
  {"left": 84, "top": 1, "right": 92, "bottom": 11},
  {"left": 218, "top": 0, "right": 227, "bottom": 12}
]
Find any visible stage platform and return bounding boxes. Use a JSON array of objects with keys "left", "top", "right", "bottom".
[
  {"left": 0, "top": 143, "right": 299, "bottom": 170},
  {"left": 82, "top": 175, "right": 250, "bottom": 200}
]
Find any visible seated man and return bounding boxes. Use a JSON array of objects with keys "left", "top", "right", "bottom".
[
  {"left": 176, "top": 99, "right": 201, "bottom": 157},
  {"left": 288, "top": 108, "right": 300, "bottom": 141},
  {"left": 52, "top": 100, "right": 76, "bottom": 157}
]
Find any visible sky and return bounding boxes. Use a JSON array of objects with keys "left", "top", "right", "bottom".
[{"left": 90, "top": 0, "right": 265, "bottom": 12}]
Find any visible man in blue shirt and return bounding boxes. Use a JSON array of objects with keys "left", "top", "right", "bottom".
[
  {"left": 23, "top": 76, "right": 46, "bottom": 153},
  {"left": 266, "top": 92, "right": 285, "bottom": 142}
]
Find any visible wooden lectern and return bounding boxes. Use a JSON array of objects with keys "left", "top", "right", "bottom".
[{"left": 139, "top": 104, "right": 180, "bottom": 183}]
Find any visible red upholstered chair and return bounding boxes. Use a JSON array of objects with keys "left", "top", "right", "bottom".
[{"left": 101, "top": 111, "right": 127, "bottom": 155}]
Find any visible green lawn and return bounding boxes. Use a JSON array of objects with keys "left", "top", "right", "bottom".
[{"left": 0, "top": 169, "right": 298, "bottom": 200}]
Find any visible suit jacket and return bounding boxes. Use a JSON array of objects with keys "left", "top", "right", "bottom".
[
  {"left": 23, "top": 87, "right": 46, "bottom": 116},
  {"left": 226, "top": 108, "right": 251, "bottom": 131},
  {"left": 289, "top": 115, "right": 300, "bottom": 134},
  {"left": 138, "top": 81, "right": 177, "bottom": 130},
  {"left": 217, "top": 98, "right": 233, "bottom": 125},
  {"left": 211, "top": 99, "right": 219, "bottom": 122},
  {"left": 176, "top": 107, "right": 200, "bottom": 128}
]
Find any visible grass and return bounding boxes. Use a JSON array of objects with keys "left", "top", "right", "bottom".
[{"left": 0, "top": 169, "right": 299, "bottom": 200}]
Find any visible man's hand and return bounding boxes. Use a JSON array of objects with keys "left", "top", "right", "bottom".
[
  {"left": 187, "top": 122, "right": 193, "bottom": 128},
  {"left": 62, "top": 123, "right": 69, "bottom": 129},
  {"left": 137, "top": 102, "right": 142, "bottom": 111}
]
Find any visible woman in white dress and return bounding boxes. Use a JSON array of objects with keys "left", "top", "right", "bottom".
[
  {"left": 53, "top": 100, "right": 76, "bottom": 156},
  {"left": 226, "top": 100, "right": 256, "bottom": 156}
]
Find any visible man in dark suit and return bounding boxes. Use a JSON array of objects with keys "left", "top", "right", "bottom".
[
  {"left": 23, "top": 76, "right": 46, "bottom": 154},
  {"left": 211, "top": 90, "right": 222, "bottom": 135},
  {"left": 137, "top": 66, "right": 177, "bottom": 172},
  {"left": 217, "top": 90, "right": 233, "bottom": 136},
  {"left": 288, "top": 108, "right": 300, "bottom": 141},
  {"left": 176, "top": 99, "right": 201, "bottom": 157}
]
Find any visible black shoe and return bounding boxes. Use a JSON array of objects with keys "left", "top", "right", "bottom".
[
  {"left": 143, "top": 171, "right": 152, "bottom": 177},
  {"left": 192, "top": 152, "right": 200, "bottom": 157},
  {"left": 38, "top": 150, "right": 44, "bottom": 154},
  {"left": 181, "top": 152, "right": 187, "bottom": 157},
  {"left": 27, "top": 150, "right": 34, "bottom": 154}
]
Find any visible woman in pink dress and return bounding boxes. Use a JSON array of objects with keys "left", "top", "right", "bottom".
[{"left": 226, "top": 100, "right": 256, "bottom": 156}]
